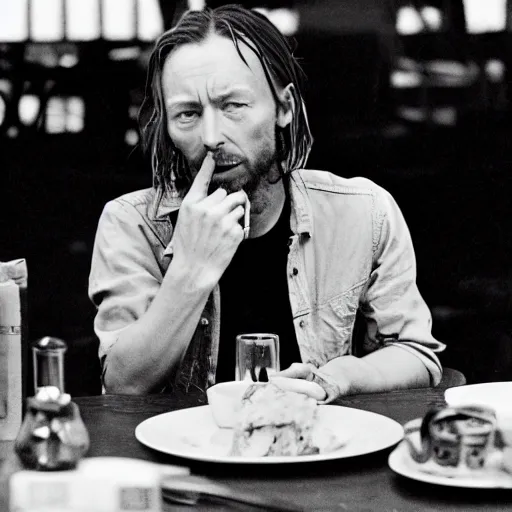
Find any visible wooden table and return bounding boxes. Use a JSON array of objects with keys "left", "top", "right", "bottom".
[{"left": 2, "top": 387, "right": 512, "bottom": 511}]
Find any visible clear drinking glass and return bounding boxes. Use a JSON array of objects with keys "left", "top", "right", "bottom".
[
  {"left": 235, "top": 333, "right": 280, "bottom": 382},
  {"left": 32, "top": 336, "right": 67, "bottom": 393}
]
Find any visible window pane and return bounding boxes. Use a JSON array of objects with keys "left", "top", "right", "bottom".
[
  {"left": 0, "top": 0, "right": 29, "bottom": 41},
  {"left": 188, "top": 0, "right": 205, "bottom": 10},
  {"left": 421, "top": 7, "right": 442, "bottom": 31},
  {"left": 66, "top": 96, "right": 84, "bottom": 132},
  {"left": 66, "top": 0, "right": 101, "bottom": 40},
  {"left": 253, "top": 8, "right": 299, "bottom": 36},
  {"left": 463, "top": 0, "right": 506, "bottom": 33},
  {"left": 138, "top": 0, "right": 163, "bottom": 41},
  {"left": 102, "top": 0, "right": 137, "bottom": 40},
  {"left": 396, "top": 6, "right": 423, "bottom": 35},
  {"left": 31, "top": 0, "right": 64, "bottom": 41},
  {"left": 0, "top": 94, "right": 5, "bottom": 126},
  {"left": 18, "top": 94, "right": 40, "bottom": 125},
  {"left": 46, "top": 97, "right": 66, "bottom": 133}
]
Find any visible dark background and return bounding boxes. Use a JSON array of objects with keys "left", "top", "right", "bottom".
[{"left": 2, "top": 0, "right": 512, "bottom": 395}]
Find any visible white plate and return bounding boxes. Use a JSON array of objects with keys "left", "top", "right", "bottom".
[
  {"left": 389, "top": 439, "right": 512, "bottom": 489},
  {"left": 445, "top": 382, "right": 512, "bottom": 411},
  {"left": 135, "top": 405, "right": 404, "bottom": 464}
]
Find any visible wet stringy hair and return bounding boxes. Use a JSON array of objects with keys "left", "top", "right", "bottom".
[{"left": 139, "top": 4, "right": 313, "bottom": 202}]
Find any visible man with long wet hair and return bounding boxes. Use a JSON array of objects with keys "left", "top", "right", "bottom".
[{"left": 89, "top": 5, "right": 444, "bottom": 399}]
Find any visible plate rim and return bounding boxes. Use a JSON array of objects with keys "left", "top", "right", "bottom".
[
  {"left": 388, "top": 439, "right": 512, "bottom": 489},
  {"left": 445, "top": 381, "right": 512, "bottom": 405},
  {"left": 135, "top": 404, "right": 404, "bottom": 464}
]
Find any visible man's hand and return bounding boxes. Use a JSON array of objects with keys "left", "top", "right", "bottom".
[
  {"left": 271, "top": 363, "right": 328, "bottom": 401},
  {"left": 170, "top": 152, "right": 248, "bottom": 289},
  {"left": 276, "top": 347, "right": 433, "bottom": 403}
]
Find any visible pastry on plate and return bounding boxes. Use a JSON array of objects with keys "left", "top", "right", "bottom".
[{"left": 230, "top": 382, "right": 347, "bottom": 457}]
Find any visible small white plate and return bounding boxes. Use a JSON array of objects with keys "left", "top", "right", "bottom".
[
  {"left": 445, "top": 382, "right": 512, "bottom": 410},
  {"left": 445, "top": 382, "right": 512, "bottom": 427},
  {"left": 135, "top": 405, "right": 404, "bottom": 464},
  {"left": 389, "top": 439, "right": 512, "bottom": 488}
]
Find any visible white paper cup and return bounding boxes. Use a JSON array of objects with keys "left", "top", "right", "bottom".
[{"left": 206, "top": 381, "right": 255, "bottom": 428}]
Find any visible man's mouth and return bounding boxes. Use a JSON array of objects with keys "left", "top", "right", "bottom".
[{"left": 213, "top": 160, "right": 242, "bottom": 174}]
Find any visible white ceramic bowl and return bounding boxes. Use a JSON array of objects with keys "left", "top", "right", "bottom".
[{"left": 206, "top": 381, "right": 255, "bottom": 428}]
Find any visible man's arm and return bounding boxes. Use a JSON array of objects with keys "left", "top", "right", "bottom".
[
  {"left": 277, "top": 344, "right": 429, "bottom": 400},
  {"left": 316, "top": 345, "right": 430, "bottom": 395},
  {"left": 90, "top": 153, "right": 247, "bottom": 394},
  {"left": 278, "top": 185, "right": 443, "bottom": 401},
  {"left": 101, "top": 262, "right": 212, "bottom": 394}
]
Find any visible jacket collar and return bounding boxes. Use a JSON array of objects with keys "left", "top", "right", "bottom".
[
  {"left": 289, "top": 170, "right": 313, "bottom": 237},
  {"left": 148, "top": 172, "right": 314, "bottom": 236},
  {"left": 148, "top": 190, "right": 181, "bottom": 221}
]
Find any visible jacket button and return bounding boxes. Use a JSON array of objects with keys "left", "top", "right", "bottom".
[
  {"left": 292, "top": 267, "right": 299, "bottom": 276},
  {"left": 200, "top": 317, "right": 209, "bottom": 327}
]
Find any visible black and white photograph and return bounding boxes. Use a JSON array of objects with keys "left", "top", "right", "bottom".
[{"left": 1, "top": 1, "right": 512, "bottom": 510}]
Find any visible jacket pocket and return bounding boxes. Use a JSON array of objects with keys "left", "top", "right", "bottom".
[{"left": 318, "top": 283, "right": 364, "bottom": 360}]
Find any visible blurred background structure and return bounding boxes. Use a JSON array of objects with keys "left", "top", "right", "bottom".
[{"left": 1, "top": 0, "right": 512, "bottom": 395}]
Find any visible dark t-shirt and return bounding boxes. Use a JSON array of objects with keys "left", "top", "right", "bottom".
[{"left": 215, "top": 198, "right": 302, "bottom": 382}]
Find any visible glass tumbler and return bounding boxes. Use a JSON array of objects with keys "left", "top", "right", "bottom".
[
  {"left": 235, "top": 333, "right": 280, "bottom": 382},
  {"left": 32, "top": 336, "right": 67, "bottom": 393}
]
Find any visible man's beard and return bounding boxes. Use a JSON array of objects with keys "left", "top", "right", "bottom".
[
  {"left": 181, "top": 127, "right": 285, "bottom": 199},
  {"left": 207, "top": 145, "right": 277, "bottom": 197}
]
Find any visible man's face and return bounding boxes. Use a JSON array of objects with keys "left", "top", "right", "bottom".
[{"left": 162, "top": 33, "right": 289, "bottom": 195}]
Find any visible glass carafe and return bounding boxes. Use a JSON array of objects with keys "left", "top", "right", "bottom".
[{"left": 14, "top": 337, "right": 89, "bottom": 470}]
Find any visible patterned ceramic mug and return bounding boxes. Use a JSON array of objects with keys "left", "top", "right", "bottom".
[{"left": 404, "top": 405, "right": 498, "bottom": 470}]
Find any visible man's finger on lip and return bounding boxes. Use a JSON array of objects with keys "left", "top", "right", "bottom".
[{"left": 187, "top": 152, "right": 215, "bottom": 200}]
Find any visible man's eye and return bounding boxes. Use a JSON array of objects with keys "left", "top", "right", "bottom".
[
  {"left": 224, "top": 102, "right": 246, "bottom": 112},
  {"left": 176, "top": 111, "right": 198, "bottom": 122}
]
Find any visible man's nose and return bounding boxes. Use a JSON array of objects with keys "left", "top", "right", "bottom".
[{"left": 201, "top": 107, "right": 224, "bottom": 151}]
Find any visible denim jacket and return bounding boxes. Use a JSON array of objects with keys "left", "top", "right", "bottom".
[{"left": 89, "top": 170, "right": 444, "bottom": 397}]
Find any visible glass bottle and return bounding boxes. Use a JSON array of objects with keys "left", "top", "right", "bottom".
[{"left": 14, "top": 337, "right": 89, "bottom": 470}]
